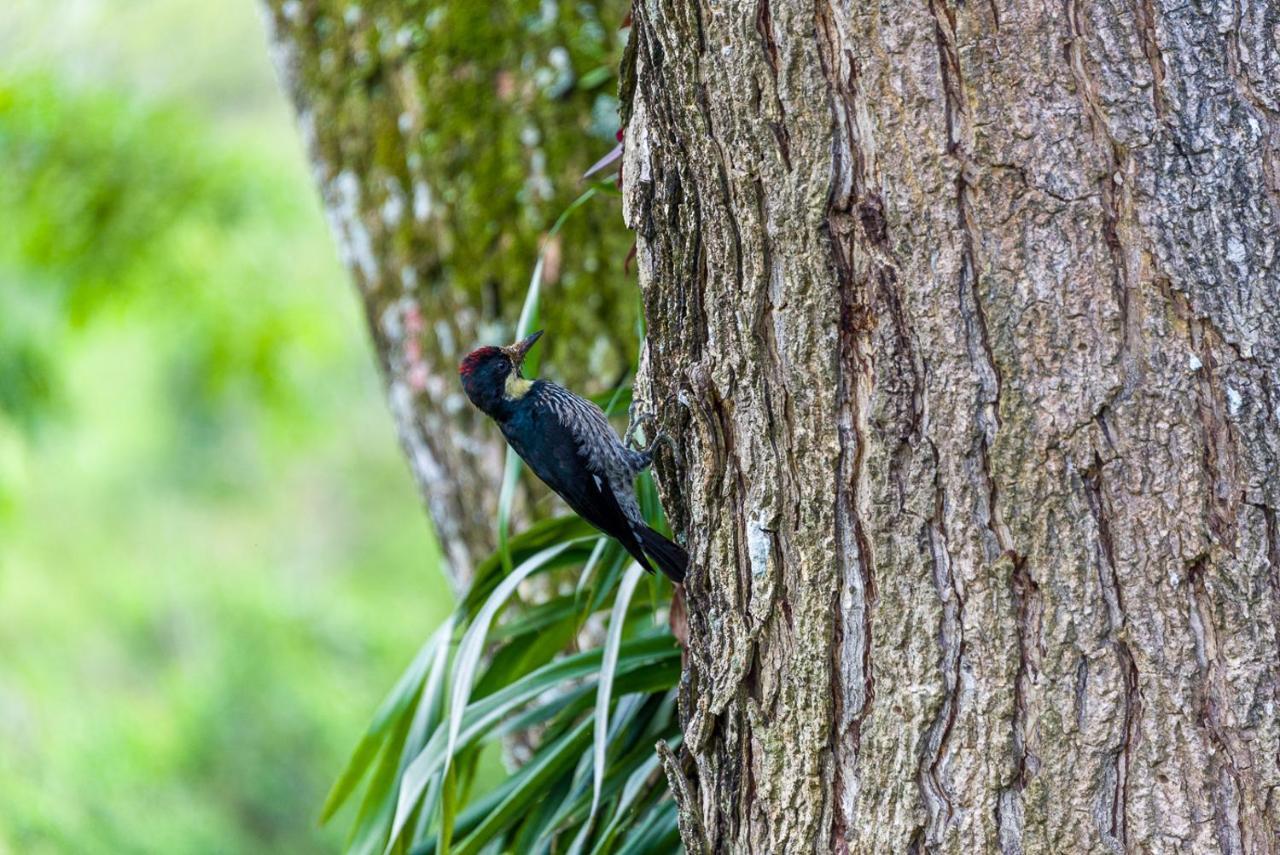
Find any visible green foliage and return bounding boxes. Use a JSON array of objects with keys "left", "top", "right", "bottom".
[
  {"left": 285, "top": 0, "right": 638, "bottom": 390},
  {"left": 325, "top": 180, "right": 681, "bottom": 853},
  {"left": 0, "top": 50, "right": 456, "bottom": 855},
  {"left": 1, "top": 2, "right": 670, "bottom": 852},
  {"left": 323, "top": 518, "right": 682, "bottom": 855},
  {"left": 0, "top": 73, "right": 350, "bottom": 437}
]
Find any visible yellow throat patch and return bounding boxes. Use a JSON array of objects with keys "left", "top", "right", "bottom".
[{"left": 505, "top": 374, "right": 533, "bottom": 399}]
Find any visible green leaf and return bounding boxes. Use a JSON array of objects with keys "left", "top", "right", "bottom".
[
  {"left": 532, "top": 691, "right": 674, "bottom": 843},
  {"left": 394, "top": 617, "right": 457, "bottom": 847},
  {"left": 587, "top": 564, "right": 647, "bottom": 836},
  {"left": 614, "top": 800, "right": 681, "bottom": 855},
  {"left": 436, "top": 763, "right": 457, "bottom": 855},
  {"left": 347, "top": 712, "right": 417, "bottom": 855},
  {"left": 451, "top": 715, "right": 594, "bottom": 855},
  {"left": 587, "top": 547, "right": 630, "bottom": 616},
  {"left": 448, "top": 540, "right": 584, "bottom": 760},
  {"left": 391, "top": 538, "right": 592, "bottom": 849},
  {"left": 574, "top": 536, "right": 609, "bottom": 602},
  {"left": 473, "top": 612, "right": 578, "bottom": 701},
  {"left": 577, "top": 65, "right": 614, "bottom": 90},
  {"left": 391, "top": 635, "right": 678, "bottom": 846},
  {"left": 486, "top": 595, "right": 579, "bottom": 643},
  {"left": 588, "top": 383, "right": 632, "bottom": 413},
  {"left": 507, "top": 774, "right": 572, "bottom": 855},
  {"left": 549, "top": 695, "right": 662, "bottom": 854},
  {"left": 322, "top": 624, "right": 450, "bottom": 823},
  {"left": 495, "top": 185, "right": 603, "bottom": 573},
  {"left": 465, "top": 515, "right": 596, "bottom": 612},
  {"left": 495, "top": 449, "right": 524, "bottom": 575},
  {"left": 589, "top": 750, "right": 666, "bottom": 855},
  {"left": 399, "top": 616, "right": 456, "bottom": 775},
  {"left": 496, "top": 239, "right": 547, "bottom": 574}
]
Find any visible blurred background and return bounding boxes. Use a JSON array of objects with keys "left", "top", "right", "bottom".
[{"left": 0, "top": 2, "right": 454, "bottom": 850}]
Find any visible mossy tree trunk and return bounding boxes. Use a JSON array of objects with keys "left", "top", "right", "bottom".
[
  {"left": 261, "top": 0, "right": 634, "bottom": 585},
  {"left": 624, "top": 0, "right": 1280, "bottom": 851}
]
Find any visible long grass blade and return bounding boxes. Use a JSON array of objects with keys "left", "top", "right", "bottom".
[
  {"left": 397, "top": 617, "right": 456, "bottom": 846},
  {"left": 451, "top": 716, "right": 594, "bottom": 855},
  {"left": 448, "top": 539, "right": 587, "bottom": 759},
  {"left": 614, "top": 800, "right": 680, "bottom": 855},
  {"left": 391, "top": 634, "right": 677, "bottom": 847},
  {"left": 486, "top": 595, "right": 578, "bottom": 643},
  {"left": 587, "top": 564, "right": 646, "bottom": 837},
  {"left": 389, "top": 538, "right": 590, "bottom": 850},
  {"left": 465, "top": 516, "right": 595, "bottom": 611},
  {"left": 322, "top": 626, "right": 448, "bottom": 823},
  {"left": 495, "top": 450, "right": 524, "bottom": 575},
  {"left": 496, "top": 244, "right": 544, "bottom": 574},
  {"left": 573, "top": 536, "right": 609, "bottom": 601},
  {"left": 399, "top": 615, "right": 455, "bottom": 775},
  {"left": 495, "top": 186, "right": 599, "bottom": 573},
  {"left": 588, "top": 751, "right": 664, "bottom": 855}
]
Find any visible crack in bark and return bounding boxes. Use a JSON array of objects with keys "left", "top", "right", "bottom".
[
  {"left": 1263, "top": 503, "right": 1280, "bottom": 783},
  {"left": 815, "top": 2, "right": 879, "bottom": 848},
  {"left": 919, "top": 463, "right": 963, "bottom": 845},
  {"left": 1186, "top": 556, "right": 1250, "bottom": 854},
  {"left": 1065, "top": 0, "right": 1139, "bottom": 379},
  {"left": 692, "top": 84, "right": 746, "bottom": 296},
  {"left": 998, "top": 548, "right": 1041, "bottom": 855},
  {"left": 827, "top": 210, "right": 877, "bottom": 851},
  {"left": 1083, "top": 457, "right": 1140, "bottom": 851},
  {"left": 926, "top": 5, "right": 1038, "bottom": 849},
  {"left": 1181, "top": 301, "right": 1244, "bottom": 549},
  {"left": 1131, "top": 0, "right": 1168, "bottom": 119},
  {"left": 755, "top": 0, "right": 793, "bottom": 170}
]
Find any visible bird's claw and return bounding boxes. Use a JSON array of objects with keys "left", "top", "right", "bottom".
[
  {"left": 645, "top": 431, "right": 679, "bottom": 463},
  {"left": 627, "top": 392, "right": 684, "bottom": 469},
  {"left": 624, "top": 410, "right": 658, "bottom": 452}
]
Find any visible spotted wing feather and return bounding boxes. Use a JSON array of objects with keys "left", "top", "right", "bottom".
[
  {"left": 537, "top": 383, "right": 648, "bottom": 518},
  {"left": 499, "top": 383, "right": 650, "bottom": 568}
]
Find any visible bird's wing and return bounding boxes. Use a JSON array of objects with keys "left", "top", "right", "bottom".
[
  {"left": 537, "top": 385, "right": 633, "bottom": 469},
  {"left": 503, "top": 384, "right": 649, "bottom": 564}
]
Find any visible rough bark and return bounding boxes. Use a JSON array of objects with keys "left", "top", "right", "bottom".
[
  {"left": 624, "top": 0, "right": 1280, "bottom": 851},
  {"left": 260, "top": 0, "right": 633, "bottom": 584}
]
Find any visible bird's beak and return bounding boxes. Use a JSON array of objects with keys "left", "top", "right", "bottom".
[{"left": 503, "top": 329, "right": 544, "bottom": 366}]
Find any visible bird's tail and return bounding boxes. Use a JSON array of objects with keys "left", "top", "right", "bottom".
[{"left": 638, "top": 525, "right": 688, "bottom": 584}]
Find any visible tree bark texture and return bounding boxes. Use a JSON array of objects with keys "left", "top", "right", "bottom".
[
  {"left": 261, "top": 0, "right": 633, "bottom": 584},
  {"left": 624, "top": 0, "right": 1280, "bottom": 852}
]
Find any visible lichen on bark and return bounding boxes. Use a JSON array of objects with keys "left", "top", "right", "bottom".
[{"left": 262, "top": 0, "right": 635, "bottom": 582}]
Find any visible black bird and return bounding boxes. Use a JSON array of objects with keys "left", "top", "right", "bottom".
[{"left": 459, "top": 330, "right": 687, "bottom": 583}]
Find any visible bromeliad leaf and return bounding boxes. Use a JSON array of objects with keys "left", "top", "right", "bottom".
[
  {"left": 465, "top": 515, "right": 595, "bottom": 611},
  {"left": 388, "top": 537, "right": 593, "bottom": 848},
  {"left": 588, "top": 564, "right": 647, "bottom": 836},
  {"left": 322, "top": 622, "right": 452, "bottom": 822},
  {"left": 388, "top": 635, "right": 678, "bottom": 850},
  {"left": 450, "top": 716, "right": 594, "bottom": 855}
]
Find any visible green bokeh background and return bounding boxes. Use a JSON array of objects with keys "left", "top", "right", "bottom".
[{"left": 0, "top": 2, "right": 463, "bottom": 850}]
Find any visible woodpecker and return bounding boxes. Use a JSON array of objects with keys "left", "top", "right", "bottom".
[{"left": 459, "top": 330, "right": 687, "bottom": 584}]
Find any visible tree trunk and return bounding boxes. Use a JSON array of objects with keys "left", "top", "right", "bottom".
[
  {"left": 261, "top": 0, "right": 634, "bottom": 584},
  {"left": 624, "top": 0, "right": 1280, "bottom": 851}
]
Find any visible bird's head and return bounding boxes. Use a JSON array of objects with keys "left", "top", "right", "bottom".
[{"left": 459, "top": 330, "right": 543, "bottom": 416}]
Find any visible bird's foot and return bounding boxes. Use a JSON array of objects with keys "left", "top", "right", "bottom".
[
  {"left": 636, "top": 431, "right": 680, "bottom": 468},
  {"left": 624, "top": 410, "right": 658, "bottom": 452}
]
